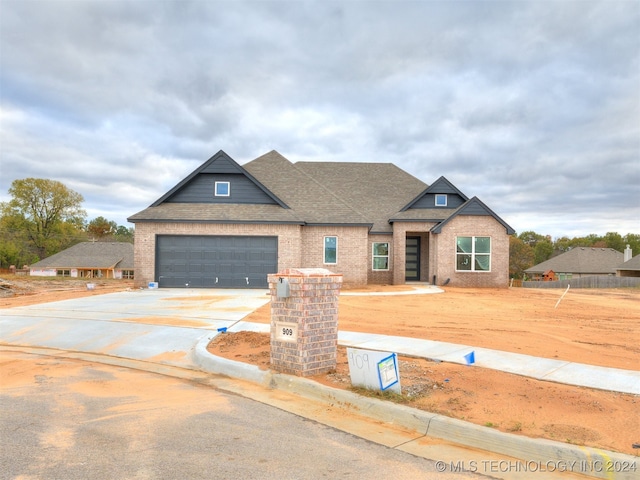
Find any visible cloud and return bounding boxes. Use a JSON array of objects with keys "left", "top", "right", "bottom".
[{"left": 1, "top": 0, "right": 638, "bottom": 237}]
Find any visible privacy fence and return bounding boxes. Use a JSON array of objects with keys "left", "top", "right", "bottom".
[{"left": 522, "top": 276, "right": 640, "bottom": 289}]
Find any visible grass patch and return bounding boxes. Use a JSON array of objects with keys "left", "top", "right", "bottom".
[{"left": 349, "top": 386, "right": 415, "bottom": 404}]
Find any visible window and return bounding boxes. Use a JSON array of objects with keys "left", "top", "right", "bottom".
[
  {"left": 122, "top": 270, "right": 135, "bottom": 279},
  {"left": 57, "top": 269, "right": 70, "bottom": 277},
  {"left": 324, "top": 236, "right": 337, "bottom": 264},
  {"left": 372, "top": 242, "right": 390, "bottom": 270},
  {"left": 456, "top": 236, "right": 491, "bottom": 271},
  {"left": 215, "top": 181, "right": 230, "bottom": 197},
  {"left": 435, "top": 194, "right": 447, "bottom": 207}
]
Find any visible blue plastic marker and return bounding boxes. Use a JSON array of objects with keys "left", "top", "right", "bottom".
[{"left": 464, "top": 351, "right": 475, "bottom": 365}]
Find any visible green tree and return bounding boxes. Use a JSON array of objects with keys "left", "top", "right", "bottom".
[
  {"left": 1, "top": 178, "right": 86, "bottom": 259},
  {"left": 533, "top": 240, "right": 554, "bottom": 264},
  {"left": 509, "top": 235, "right": 534, "bottom": 279},
  {"left": 0, "top": 213, "right": 40, "bottom": 268},
  {"left": 554, "top": 236, "right": 576, "bottom": 252},
  {"left": 114, "top": 225, "right": 135, "bottom": 243},
  {"left": 518, "top": 230, "right": 547, "bottom": 247},
  {"left": 623, "top": 233, "right": 640, "bottom": 256},
  {"left": 602, "top": 232, "right": 626, "bottom": 252}
]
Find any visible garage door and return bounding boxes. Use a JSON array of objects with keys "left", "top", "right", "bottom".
[{"left": 156, "top": 235, "right": 278, "bottom": 288}]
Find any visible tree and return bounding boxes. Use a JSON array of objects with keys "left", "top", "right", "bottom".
[
  {"left": 518, "top": 231, "right": 548, "bottom": 247},
  {"left": 0, "top": 213, "right": 40, "bottom": 268},
  {"left": 114, "top": 225, "right": 135, "bottom": 243},
  {"left": 1, "top": 178, "right": 86, "bottom": 259},
  {"left": 533, "top": 240, "right": 554, "bottom": 264},
  {"left": 509, "top": 235, "right": 534, "bottom": 279},
  {"left": 602, "top": 232, "right": 625, "bottom": 252},
  {"left": 87, "top": 216, "right": 118, "bottom": 238},
  {"left": 623, "top": 233, "right": 640, "bottom": 256}
]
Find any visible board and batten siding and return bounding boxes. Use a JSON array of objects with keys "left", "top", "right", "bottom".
[{"left": 165, "top": 173, "right": 278, "bottom": 204}]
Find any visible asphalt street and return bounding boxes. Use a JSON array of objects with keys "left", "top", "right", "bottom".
[{"left": 1, "top": 350, "right": 481, "bottom": 480}]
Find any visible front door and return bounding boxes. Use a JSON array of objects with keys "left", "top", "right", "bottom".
[{"left": 405, "top": 236, "right": 421, "bottom": 281}]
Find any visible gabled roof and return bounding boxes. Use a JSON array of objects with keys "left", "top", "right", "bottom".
[
  {"left": 30, "top": 242, "right": 134, "bottom": 269},
  {"left": 400, "top": 176, "right": 469, "bottom": 211},
  {"left": 150, "top": 150, "right": 288, "bottom": 208},
  {"left": 616, "top": 254, "right": 640, "bottom": 271},
  {"left": 128, "top": 150, "right": 512, "bottom": 234},
  {"left": 408, "top": 196, "right": 515, "bottom": 234},
  {"left": 525, "top": 247, "right": 623, "bottom": 275}
]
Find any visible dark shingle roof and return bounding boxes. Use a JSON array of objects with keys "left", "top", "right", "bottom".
[
  {"left": 525, "top": 247, "right": 624, "bottom": 275},
  {"left": 128, "top": 203, "right": 302, "bottom": 224},
  {"left": 128, "top": 150, "right": 512, "bottom": 233},
  {"left": 244, "top": 152, "right": 374, "bottom": 226},
  {"left": 30, "top": 242, "right": 134, "bottom": 269},
  {"left": 617, "top": 254, "right": 640, "bottom": 271},
  {"left": 292, "top": 160, "right": 426, "bottom": 232}
]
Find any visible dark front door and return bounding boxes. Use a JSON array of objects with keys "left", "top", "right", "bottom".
[{"left": 405, "top": 236, "right": 420, "bottom": 281}]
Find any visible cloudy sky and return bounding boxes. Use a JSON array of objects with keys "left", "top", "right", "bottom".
[{"left": 1, "top": 0, "right": 638, "bottom": 239}]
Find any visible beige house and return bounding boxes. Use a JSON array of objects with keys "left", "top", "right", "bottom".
[
  {"left": 128, "top": 150, "right": 514, "bottom": 288},
  {"left": 29, "top": 242, "right": 134, "bottom": 279},
  {"left": 525, "top": 247, "right": 624, "bottom": 281},
  {"left": 616, "top": 246, "right": 640, "bottom": 277}
]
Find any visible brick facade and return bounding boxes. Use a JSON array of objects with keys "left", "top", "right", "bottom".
[
  {"left": 134, "top": 222, "right": 369, "bottom": 288},
  {"left": 268, "top": 269, "right": 342, "bottom": 377},
  {"left": 391, "top": 222, "right": 437, "bottom": 285},
  {"left": 433, "top": 216, "right": 511, "bottom": 287},
  {"left": 301, "top": 225, "right": 369, "bottom": 286},
  {"left": 133, "top": 215, "right": 510, "bottom": 289}
]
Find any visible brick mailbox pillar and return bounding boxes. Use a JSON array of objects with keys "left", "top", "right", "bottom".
[{"left": 267, "top": 268, "right": 343, "bottom": 377}]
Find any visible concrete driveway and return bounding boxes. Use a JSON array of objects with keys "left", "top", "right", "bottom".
[{"left": 0, "top": 288, "right": 271, "bottom": 369}]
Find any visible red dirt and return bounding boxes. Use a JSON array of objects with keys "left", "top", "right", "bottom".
[{"left": 208, "top": 286, "right": 640, "bottom": 455}]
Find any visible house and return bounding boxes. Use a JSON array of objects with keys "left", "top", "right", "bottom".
[
  {"left": 128, "top": 150, "right": 514, "bottom": 289},
  {"left": 29, "top": 242, "right": 135, "bottom": 279},
  {"left": 525, "top": 247, "right": 623, "bottom": 281},
  {"left": 616, "top": 245, "right": 640, "bottom": 277}
]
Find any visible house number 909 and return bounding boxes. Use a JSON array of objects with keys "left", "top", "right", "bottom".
[{"left": 275, "top": 322, "right": 298, "bottom": 342}]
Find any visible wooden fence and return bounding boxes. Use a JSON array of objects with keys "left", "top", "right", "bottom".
[{"left": 522, "top": 276, "right": 640, "bottom": 289}]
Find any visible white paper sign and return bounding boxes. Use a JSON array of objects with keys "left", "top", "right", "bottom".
[{"left": 347, "top": 347, "right": 401, "bottom": 393}]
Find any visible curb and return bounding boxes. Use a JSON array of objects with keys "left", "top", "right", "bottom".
[{"left": 195, "top": 333, "right": 638, "bottom": 480}]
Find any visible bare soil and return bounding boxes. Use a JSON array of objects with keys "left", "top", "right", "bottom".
[
  {"left": 2, "top": 276, "right": 638, "bottom": 455},
  {"left": 0, "top": 276, "right": 135, "bottom": 307},
  {"left": 207, "top": 285, "right": 640, "bottom": 455}
]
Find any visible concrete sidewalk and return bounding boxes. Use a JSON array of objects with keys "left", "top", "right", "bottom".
[{"left": 228, "top": 321, "right": 640, "bottom": 395}]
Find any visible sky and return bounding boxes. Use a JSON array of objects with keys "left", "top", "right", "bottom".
[{"left": 1, "top": 0, "right": 639, "bottom": 239}]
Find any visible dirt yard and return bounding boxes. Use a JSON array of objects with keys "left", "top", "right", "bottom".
[
  {"left": 0, "top": 276, "right": 135, "bottom": 307},
  {"left": 208, "top": 285, "right": 640, "bottom": 456},
  {"left": 2, "top": 276, "right": 638, "bottom": 455}
]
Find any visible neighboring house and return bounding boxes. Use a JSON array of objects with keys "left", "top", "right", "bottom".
[
  {"left": 525, "top": 247, "right": 623, "bottom": 281},
  {"left": 616, "top": 246, "right": 640, "bottom": 277},
  {"left": 128, "top": 150, "right": 514, "bottom": 289},
  {"left": 29, "top": 242, "right": 135, "bottom": 279}
]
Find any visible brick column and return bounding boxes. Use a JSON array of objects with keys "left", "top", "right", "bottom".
[{"left": 267, "top": 268, "right": 342, "bottom": 377}]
